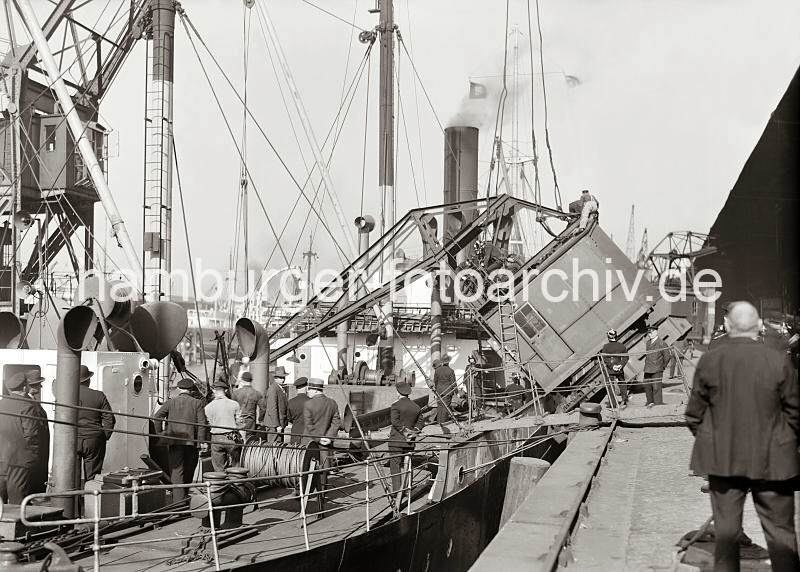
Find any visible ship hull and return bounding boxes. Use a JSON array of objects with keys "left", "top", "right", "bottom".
[{"left": 234, "top": 431, "right": 564, "bottom": 572}]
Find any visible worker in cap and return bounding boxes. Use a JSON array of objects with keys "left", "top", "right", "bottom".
[
  {"left": 389, "top": 381, "right": 423, "bottom": 494},
  {"left": 232, "top": 371, "right": 265, "bottom": 440},
  {"left": 153, "top": 378, "right": 209, "bottom": 501},
  {"left": 204, "top": 378, "right": 243, "bottom": 471},
  {"left": 302, "top": 378, "right": 341, "bottom": 520},
  {"left": 24, "top": 371, "right": 50, "bottom": 494},
  {"left": 287, "top": 377, "right": 310, "bottom": 445},
  {"left": 576, "top": 189, "right": 599, "bottom": 231},
  {"left": 601, "top": 329, "right": 630, "bottom": 408},
  {"left": 433, "top": 355, "right": 456, "bottom": 425},
  {"left": 77, "top": 365, "right": 116, "bottom": 482},
  {"left": 643, "top": 327, "right": 670, "bottom": 407},
  {"left": 260, "top": 366, "right": 288, "bottom": 443},
  {"left": 0, "top": 370, "right": 47, "bottom": 503}
]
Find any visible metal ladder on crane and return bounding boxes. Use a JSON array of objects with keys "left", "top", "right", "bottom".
[
  {"left": 467, "top": 264, "right": 543, "bottom": 415},
  {"left": 497, "top": 297, "right": 541, "bottom": 414}
]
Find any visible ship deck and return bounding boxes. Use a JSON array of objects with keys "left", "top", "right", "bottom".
[{"left": 73, "top": 459, "right": 432, "bottom": 571}]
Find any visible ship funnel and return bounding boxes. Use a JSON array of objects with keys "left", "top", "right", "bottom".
[
  {"left": 443, "top": 126, "right": 479, "bottom": 256},
  {"left": 129, "top": 301, "right": 189, "bottom": 361},
  {"left": 0, "top": 311, "right": 26, "bottom": 348},
  {"left": 54, "top": 305, "right": 99, "bottom": 518},
  {"left": 235, "top": 317, "right": 269, "bottom": 394}
]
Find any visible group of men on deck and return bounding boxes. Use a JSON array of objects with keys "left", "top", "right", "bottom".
[{"left": 153, "top": 367, "right": 345, "bottom": 509}]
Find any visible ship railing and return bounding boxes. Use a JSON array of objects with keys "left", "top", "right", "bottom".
[{"left": 18, "top": 451, "right": 426, "bottom": 571}]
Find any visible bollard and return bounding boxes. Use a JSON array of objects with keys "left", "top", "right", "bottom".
[{"left": 578, "top": 403, "right": 602, "bottom": 426}]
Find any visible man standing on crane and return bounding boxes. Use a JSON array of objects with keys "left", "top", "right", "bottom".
[
  {"left": 576, "top": 189, "right": 599, "bottom": 231},
  {"left": 601, "top": 329, "right": 630, "bottom": 408}
]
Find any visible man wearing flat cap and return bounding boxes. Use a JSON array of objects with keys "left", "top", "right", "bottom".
[
  {"left": 76, "top": 365, "right": 116, "bottom": 482},
  {"left": 389, "top": 381, "right": 423, "bottom": 493},
  {"left": 433, "top": 355, "right": 456, "bottom": 424},
  {"left": 232, "top": 371, "right": 264, "bottom": 440},
  {"left": 0, "top": 370, "right": 47, "bottom": 503},
  {"left": 25, "top": 371, "right": 50, "bottom": 494},
  {"left": 205, "top": 379, "right": 243, "bottom": 471},
  {"left": 154, "top": 378, "right": 210, "bottom": 501},
  {"left": 287, "top": 377, "right": 310, "bottom": 444},
  {"left": 302, "top": 379, "right": 341, "bottom": 518},
  {"left": 260, "top": 366, "right": 289, "bottom": 443}
]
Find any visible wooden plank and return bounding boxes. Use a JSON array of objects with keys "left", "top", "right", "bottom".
[{"left": 470, "top": 427, "right": 613, "bottom": 572}]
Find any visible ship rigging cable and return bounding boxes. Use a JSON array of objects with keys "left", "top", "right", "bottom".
[
  {"left": 297, "top": 0, "right": 367, "bottom": 32},
  {"left": 244, "top": 24, "right": 375, "bottom": 309},
  {"left": 492, "top": 0, "right": 511, "bottom": 198},
  {"left": 180, "top": 11, "right": 359, "bottom": 268},
  {"left": 179, "top": 11, "right": 292, "bottom": 271},
  {"left": 173, "top": 138, "right": 211, "bottom": 383},
  {"left": 533, "top": 0, "right": 562, "bottom": 210},
  {"left": 525, "top": 0, "right": 543, "bottom": 207}
]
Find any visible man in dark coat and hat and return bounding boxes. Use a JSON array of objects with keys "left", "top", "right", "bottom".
[
  {"left": 685, "top": 301, "right": 800, "bottom": 572},
  {"left": 433, "top": 355, "right": 456, "bottom": 424},
  {"left": 0, "top": 370, "right": 47, "bottom": 503},
  {"left": 302, "top": 379, "right": 341, "bottom": 519},
  {"left": 232, "top": 371, "right": 264, "bottom": 439},
  {"left": 25, "top": 371, "right": 50, "bottom": 494},
  {"left": 287, "top": 377, "right": 310, "bottom": 444},
  {"left": 643, "top": 327, "right": 670, "bottom": 407},
  {"left": 260, "top": 366, "right": 289, "bottom": 442},
  {"left": 153, "top": 378, "right": 210, "bottom": 501},
  {"left": 77, "top": 365, "right": 116, "bottom": 482},
  {"left": 388, "top": 381, "right": 423, "bottom": 493}
]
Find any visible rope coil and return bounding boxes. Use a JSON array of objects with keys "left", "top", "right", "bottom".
[{"left": 240, "top": 438, "right": 320, "bottom": 488}]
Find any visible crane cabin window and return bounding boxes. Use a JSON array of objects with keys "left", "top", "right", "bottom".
[
  {"left": 45, "top": 125, "right": 56, "bottom": 152},
  {"left": 513, "top": 303, "right": 547, "bottom": 339}
]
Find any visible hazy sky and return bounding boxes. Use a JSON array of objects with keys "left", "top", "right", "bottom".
[{"left": 89, "top": 0, "right": 800, "bottom": 283}]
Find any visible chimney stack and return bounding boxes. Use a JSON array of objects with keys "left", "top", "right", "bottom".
[{"left": 443, "top": 126, "right": 479, "bottom": 248}]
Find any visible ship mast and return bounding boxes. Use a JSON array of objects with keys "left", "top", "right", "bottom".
[
  {"left": 142, "top": 0, "right": 176, "bottom": 302},
  {"left": 376, "top": 0, "right": 395, "bottom": 374}
]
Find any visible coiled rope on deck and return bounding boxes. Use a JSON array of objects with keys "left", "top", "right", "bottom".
[{"left": 240, "top": 438, "right": 318, "bottom": 488}]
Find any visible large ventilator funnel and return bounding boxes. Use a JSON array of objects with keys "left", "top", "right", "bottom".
[
  {"left": 235, "top": 317, "right": 269, "bottom": 394},
  {"left": 129, "top": 301, "right": 189, "bottom": 361},
  {"left": 54, "top": 305, "right": 99, "bottom": 518},
  {"left": 0, "top": 311, "right": 26, "bottom": 348}
]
